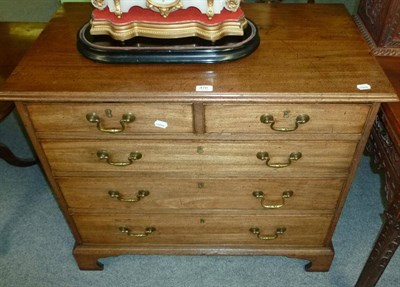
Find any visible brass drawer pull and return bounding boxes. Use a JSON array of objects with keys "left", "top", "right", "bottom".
[
  {"left": 249, "top": 227, "right": 286, "bottom": 241},
  {"left": 108, "top": 190, "right": 150, "bottom": 202},
  {"left": 119, "top": 226, "right": 156, "bottom": 237},
  {"left": 97, "top": 150, "right": 142, "bottom": 166},
  {"left": 256, "top": 151, "right": 302, "bottom": 168},
  {"left": 260, "top": 114, "right": 310, "bottom": 132},
  {"left": 252, "top": 190, "right": 294, "bottom": 209},
  {"left": 86, "top": 112, "right": 135, "bottom": 133}
]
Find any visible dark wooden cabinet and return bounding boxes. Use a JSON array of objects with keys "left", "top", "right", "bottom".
[
  {"left": 354, "top": 2, "right": 400, "bottom": 285},
  {"left": 355, "top": 57, "right": 400, "bottom": 287},
  {"left": 355, "top": 0, "right": 400, "bottom": 56}
]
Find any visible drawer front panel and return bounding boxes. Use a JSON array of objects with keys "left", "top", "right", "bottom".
[
  {"left": 26, "top": 103, "right": 193, "bottom": 134},
  {"left": 43, "top": 140, "right": 358, "bottom": 177},
  {"left": 73, "top": 213, "right": 332, "bottom": 246},
  {"left": 205, "top": 104, "right": 370, "bottom": 134},
  {"left": 59, "top": 177, "right": 344, "bottom": 211}
]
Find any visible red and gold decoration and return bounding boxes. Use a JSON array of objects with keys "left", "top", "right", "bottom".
[
  {"left": 90, "top": 0, "right": 245, "bottom": 41},
  {"left": 77, "top": 0, "right": 259, "bottom": 63}
]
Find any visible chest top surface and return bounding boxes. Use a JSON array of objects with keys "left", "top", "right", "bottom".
[{"left": 0, "top": 3, "right": 397, "bottom": 103}]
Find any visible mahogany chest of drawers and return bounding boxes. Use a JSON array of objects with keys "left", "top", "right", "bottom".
[{"left": 0, "top": 3, "right": 397, "bottom": 271}]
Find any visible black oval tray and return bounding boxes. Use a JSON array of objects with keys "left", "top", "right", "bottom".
[{"left": 77, "top": 19, "right": 259, "bottom": 64}]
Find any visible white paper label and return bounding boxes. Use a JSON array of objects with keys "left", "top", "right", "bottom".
[
  {"left": 154, "top": 120, "right": 168, "bottom": 129},
  {"left": 357, "top": 84, "right": 371, "bottom": 90},
  {"left": 196, "top": 85, "right": 213, "bottom": 92}
]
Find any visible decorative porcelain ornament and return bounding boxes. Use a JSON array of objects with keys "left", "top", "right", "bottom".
[{"left": 91, "top": 0, "right": 241, "bottom": 19}]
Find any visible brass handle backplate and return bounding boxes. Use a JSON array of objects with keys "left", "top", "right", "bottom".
[
  {"left": 86, "top": 112, "right": 135, "bottom": 133},
  {"left": 256, "top": 151, "right": 302, "bottom": 168},
  {"left": 119, "top": 226, "right": 156, "bottom": 237},
  {"left": 249, "top": 227, "right": 286, "bottom": 241},
  {"left": 252, "top": 190, "right": 294, "bottom": 209},
  {"left": 109, "top": 190, "right": 150, "bottom": 202},
  {"left": 97, "top": 150, "right": 142, "bottom": 166},
  {"left": 260, "top": 114, "right": 310, "bottom": 132}
]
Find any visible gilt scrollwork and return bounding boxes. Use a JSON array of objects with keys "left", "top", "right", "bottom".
[
  {"left": 92, "top": 0, "right": 106, "bottom": 9},
  {"left": 225, "top": 0, "right": 240, "bottom": 12},
  {"left": 91, "top": 0, "right": 242, "bottom": 19},
  {"left": 207, "top": 0, "right": 215, "bottom": 20},
  {"left": 146, "top": 0, "right": 184, "bottom": 18},
  {"left": 114, "top": 0, "right": 123, "bottom": 18}
]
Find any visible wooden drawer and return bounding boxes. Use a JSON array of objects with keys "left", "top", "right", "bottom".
[
  {"left": 58, "top": 177, "right": 344, "bottom": 211},
  {"left": 26, "top": 103, "right": 193, "bottom": 134},
  {"left": 42, "top": 140, "right": 358, "bottom": 177},
  {"left": 73, "top": 213, "right": 332, "bottom": 246},
  {"left": 205, "top": 104, "right": 370, "bottom": 134}
]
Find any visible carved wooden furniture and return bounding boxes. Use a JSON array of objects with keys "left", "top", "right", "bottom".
[
  {"left": 355, "top": 57, "right": 400, "bottom": 286},
  {"left": 354, "top": 1, "right": 400, "bottom": 285},
  {"left": 0, "top": 22, "right": 43, "bottom": 167},
  {"left": 355, "top": 0, "right": 400, "bottom": 56},
  {"left": 0, "top": 3, "right": 397, "bottom": 271}
]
